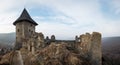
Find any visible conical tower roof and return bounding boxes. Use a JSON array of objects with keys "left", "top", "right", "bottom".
[{"left": 13, "top": 8, "right": 38, "bottom": 25}]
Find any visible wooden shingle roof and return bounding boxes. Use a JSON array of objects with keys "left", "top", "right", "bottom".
[{"left": 13, "top": 8, "right": 38, "bottom": 25}]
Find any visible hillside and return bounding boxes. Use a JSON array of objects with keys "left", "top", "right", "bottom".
[
  {"left": 102, "top": 37, "right": 120, "bottom": 65},
  {"left": 0, "top": 33, "right": 15, "bottom": 47},
  {"left": 102, "top": 37, "right": 120, "bottom": 54}
]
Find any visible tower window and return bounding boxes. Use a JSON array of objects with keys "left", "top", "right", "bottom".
[
  {"left": 17, "top": 29, "right": 19, "bottom": 32},
  {"left": 31, "top": 31, "right": 33, "bottom": 34}
]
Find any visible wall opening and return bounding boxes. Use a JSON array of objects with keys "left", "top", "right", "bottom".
[{"left": 17, "top": 29, "right": 19, "bottom": 32}]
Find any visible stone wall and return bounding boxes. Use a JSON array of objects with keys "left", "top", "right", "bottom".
[
  {"left": 10, "top": 31, "right": 102, "bottom": 65},
  {"left": 75, "top": 32, "right": 101, "bottom": 65},
  {"left": 76, "top": 33, "right": 91, "bottom": 55},
  {"left": 90, "top": 32, "right": 101, "bottom": 65},
  {"left": 15, "top": 21, "right": 36, "bottom": 50}
]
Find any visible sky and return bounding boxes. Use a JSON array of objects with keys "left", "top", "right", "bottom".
[{"left": 0, "top": 0, "right": 120, "bottom": 39}]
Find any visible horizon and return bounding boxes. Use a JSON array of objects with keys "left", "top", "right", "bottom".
[
  {"left": 0, "top": 0, "right": 120, "bottom": 39},
  {"left": 0, "top": 32, "right": 120, "bottom": 40}
]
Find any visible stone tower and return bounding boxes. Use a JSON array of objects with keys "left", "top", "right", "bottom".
[{"left": 13, "top": 8, "right": 38, "bottom": 50}]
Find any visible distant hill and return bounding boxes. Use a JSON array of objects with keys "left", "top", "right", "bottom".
[
  {"left": 102, "top": 37, "right": 120, "bottom": 54},
  {"left": 0, "top": 32, "right": 120, "bottom": 50},
  {"left": 0, "top": 32, "right": 15, "bottom": 47},
  {"left": 102, "top": 37, "right": 120, "bottom": 65}
]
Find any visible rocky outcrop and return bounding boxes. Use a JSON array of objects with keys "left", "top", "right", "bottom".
[
  {"left": 0, "top": 52, "right": 10, "bottom": 65},
  {"left": 24, "top": 43, "right": 82, "bottom": 65}
]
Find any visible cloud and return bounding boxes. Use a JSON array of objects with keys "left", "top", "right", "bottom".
[
  {"left": 0, "top": 0, "right": 120, "bottom": 39},
  {"left": 111, "top": 0, "right": 120, "bottom": 14},
  {"left": 0, "top": 0, "right": 26, "bottom": 33}
]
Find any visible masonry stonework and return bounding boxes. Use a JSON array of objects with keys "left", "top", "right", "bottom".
[{"left": 11, "top": 9, "right": 102, "bottom": 65}]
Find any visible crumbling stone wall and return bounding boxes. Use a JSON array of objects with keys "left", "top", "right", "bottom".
[
  {"left": 75, "top": 33, "right": 91, "bottom": 55},
  {"left": 75, "top": 32, "right": 101, "bottom": 65},
  {"left": 90, "top": 32, "right": 101, "bottom": 65},
  {"left": 20, "top": 32, "right": 45, "bottom": 54},
  {"left": 2, "top": 32, "right": 101, "bottom": 65},
  {"left": 29, "top": 32, "right": 102, "bottom": 65},
  {"left": 37, "top": 32, "right": 45, "bottom": 49}
]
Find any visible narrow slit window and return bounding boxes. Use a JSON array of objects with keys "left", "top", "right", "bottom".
[{"left": 17, "top": 29, "right": 19, "bottom": 32}]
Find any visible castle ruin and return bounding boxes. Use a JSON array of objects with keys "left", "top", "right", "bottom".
[{"left": 8, "top": 8, "right": 101, "bottom": 65}]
